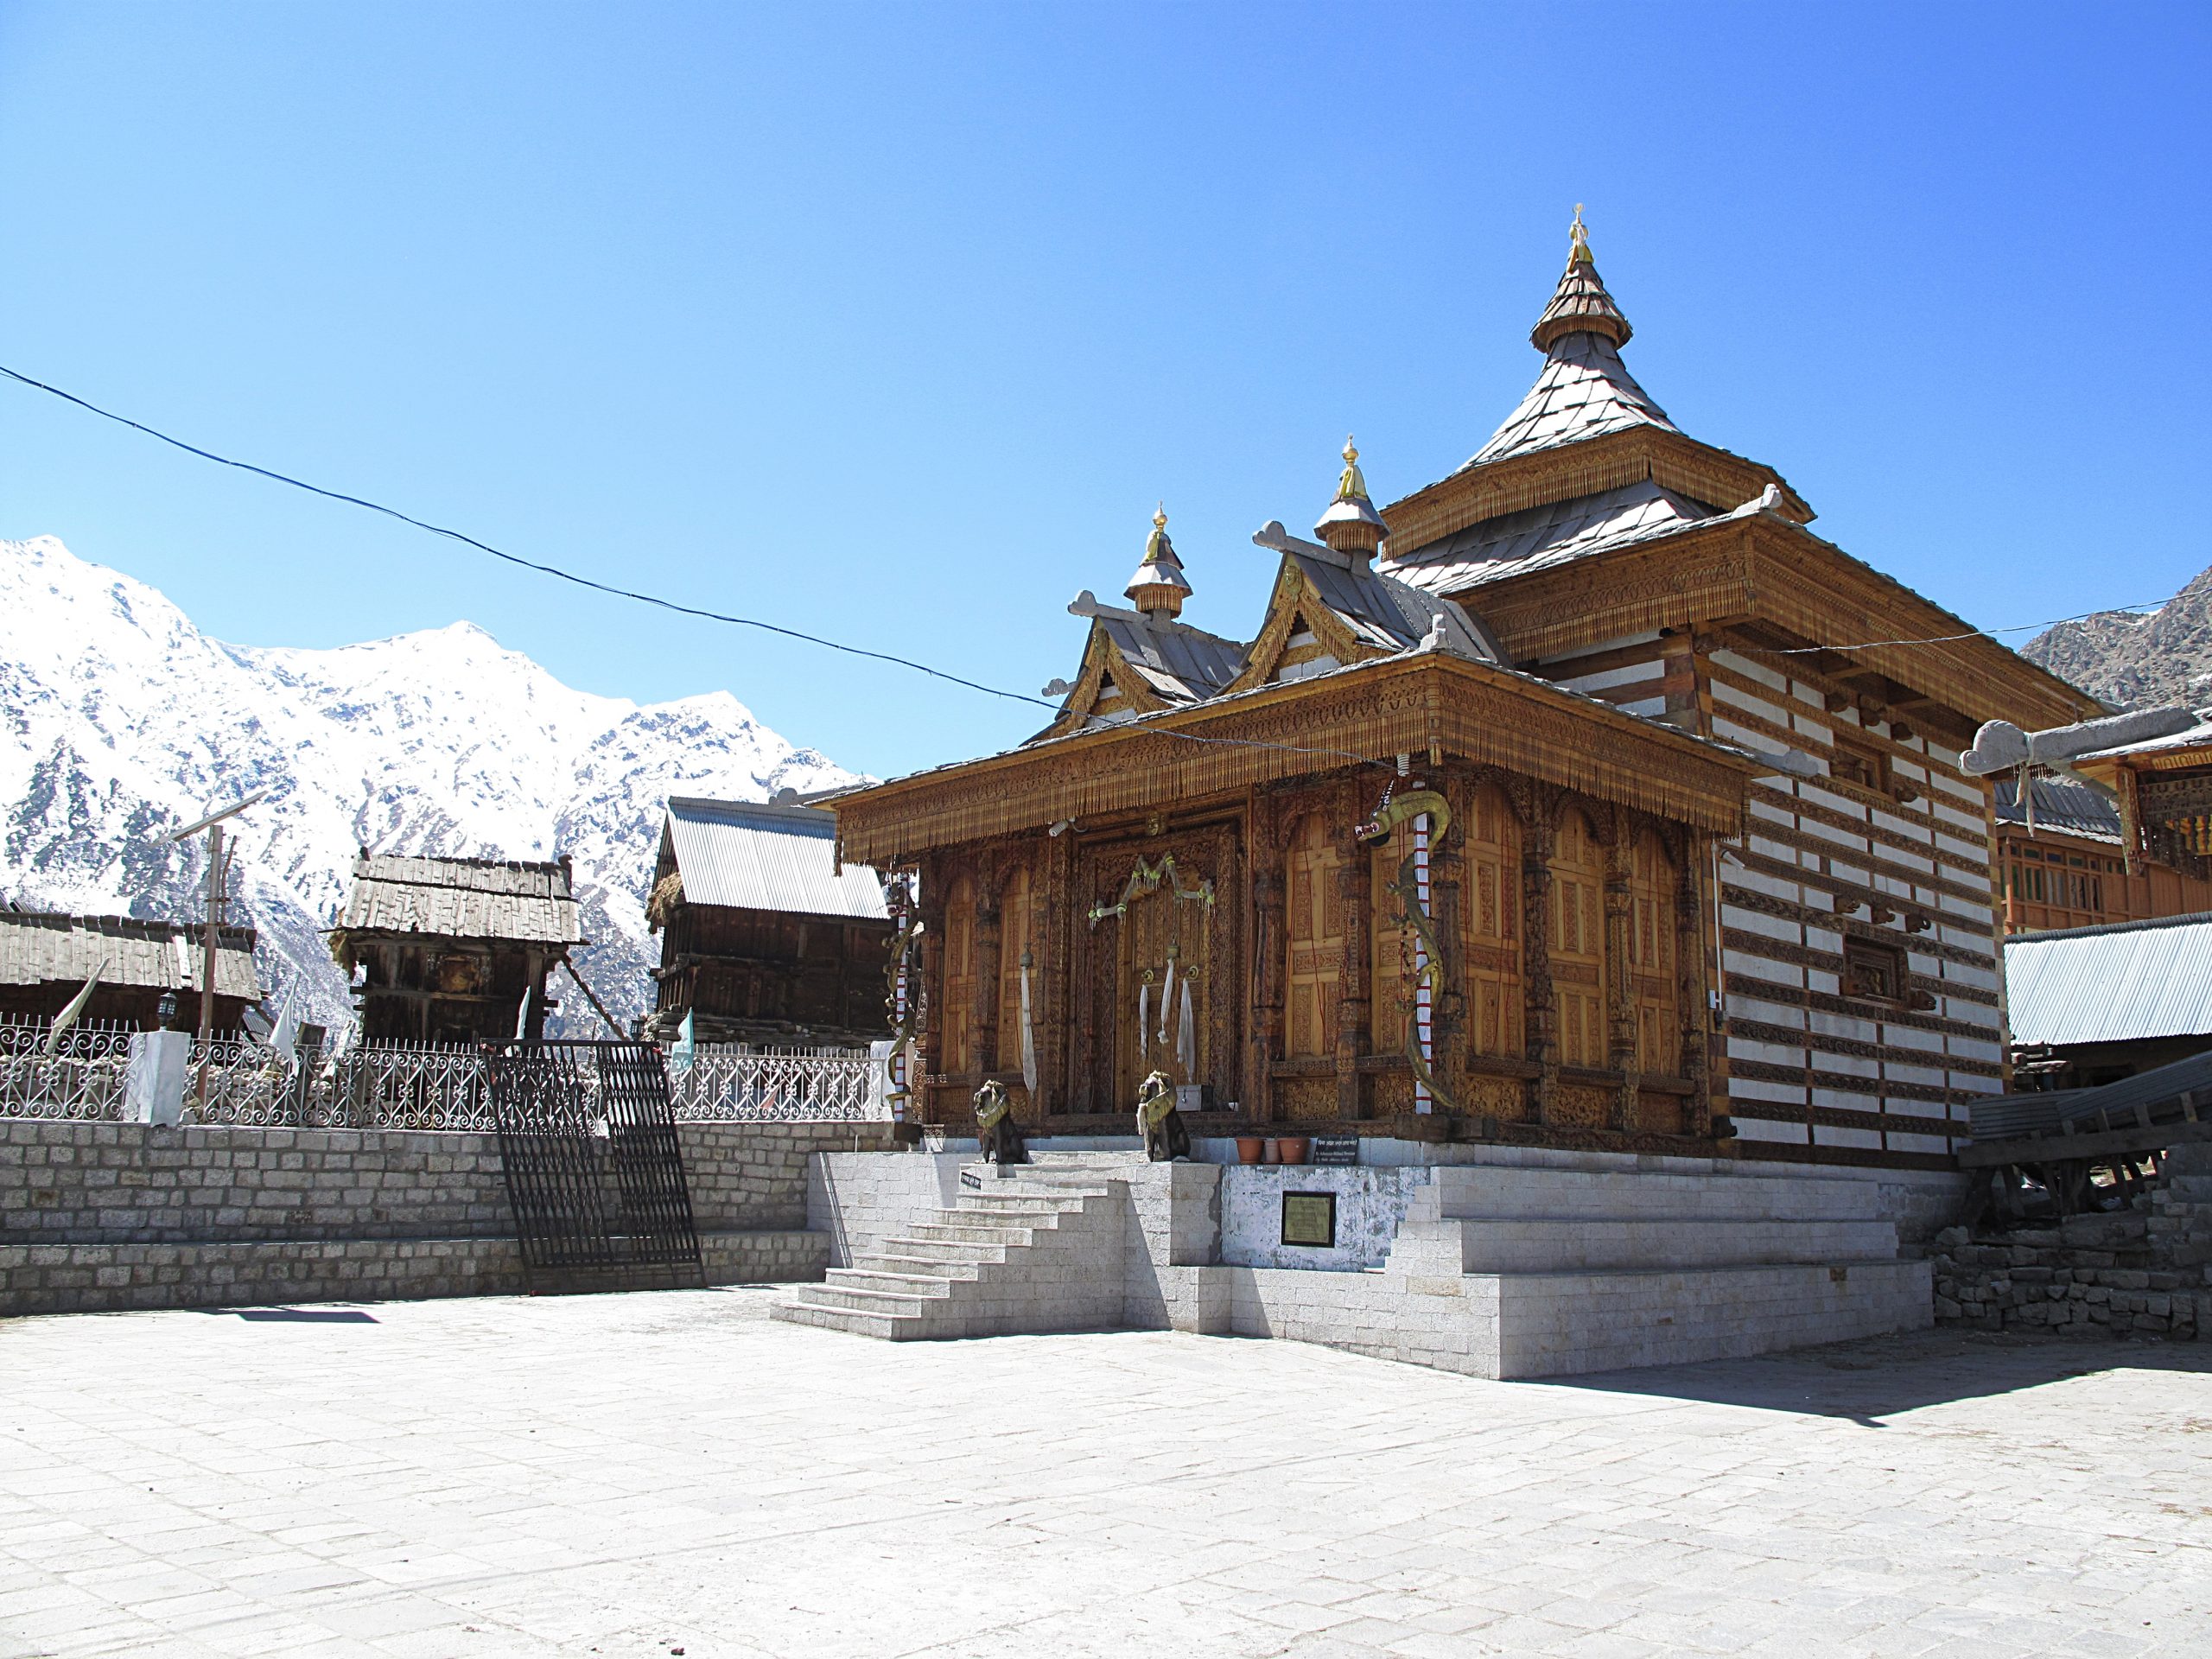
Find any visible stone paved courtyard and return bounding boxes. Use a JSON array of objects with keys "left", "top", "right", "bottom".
[{"left": 0, "top": 1289, "right": 2205, "bottom": 1658}]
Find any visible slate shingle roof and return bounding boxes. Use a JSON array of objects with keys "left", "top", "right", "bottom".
[
  {"left": 336, "top": 854, "right": 582, "bottom": 944},
  {"left": 0, "top": 912, "right": 258, "bottom": 998},
  {"left": 1095, "top": 612, "right": 1246, "bottom": 704},
  {"left": 1288, "top": 549, "right": 1506, "bottom": 662},
  {"left": 1383, "top": 478, "right": 1723, "bottom": 597},
  {"left": 1464, "top": 332, "right": 1680, "bottom": 467},
  {"left": 1992, "top": 776, "right": 2124, "bottom": 842}
]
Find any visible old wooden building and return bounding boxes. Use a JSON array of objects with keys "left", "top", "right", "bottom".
[
  {"left": 645, "top": 797, "right": 892, "bottom": 1048},
  {"left": 1993, "top": 776, "right": 2212, "bottom": 934},
  {"left": 832, "top": 215, "right": 2098, "bottom": 1173},
  {"left": 0, "top": 911, "right": 259, "bottom": 1031},
  {"left": 328, "top": 853, "right": 582, "bottom": 1045}
]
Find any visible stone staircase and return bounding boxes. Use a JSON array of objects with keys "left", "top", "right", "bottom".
[{"left": 772, "top": 1167, "right": 1128, "bottom": 1340}]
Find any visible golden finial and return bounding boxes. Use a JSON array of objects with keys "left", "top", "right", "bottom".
[
  {"left": 1144, "top": 502, "right": 1173, "bottom": 563},
  {"left": 1153, "top": 502, "right": 1167, "bottom": 532},
  {"left": 1335, "top": 435, "right": 1369, "bottom": 504},
  {"left": 1570, "top": 203, "right": 1591, "bottom": 265}
]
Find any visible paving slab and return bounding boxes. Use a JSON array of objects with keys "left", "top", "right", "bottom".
[{"left": 0, "top": 1289, "right": 2205, "bottom": 1657}]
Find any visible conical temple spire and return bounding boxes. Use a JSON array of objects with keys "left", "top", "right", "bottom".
[
  {"left": 1531, "top": 204, "right": 1632, "bottom": 352},
  {"left": 1124, "top": 503, "right": 1192, "bottom": 620},
  {"left": 1315, "top": 435, "right": 1388, "bottom": 560}
]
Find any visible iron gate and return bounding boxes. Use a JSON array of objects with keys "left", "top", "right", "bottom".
[{"left": 486, "top": 1040, "right": 706, "bottom": 1294}]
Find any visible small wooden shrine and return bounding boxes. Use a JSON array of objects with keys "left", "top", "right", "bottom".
[
  {"left": 645, "top": 797, "right": 892, "bottom": 1048},
  {"left": 0, "top": 911, "right": 259, "bottom": 1031},
  {"left": 835, "top": 213, "right": 2103, "bottom": 1171},
  {"left": 328, "top": 852, "right": 582, "bottom": 1045}
]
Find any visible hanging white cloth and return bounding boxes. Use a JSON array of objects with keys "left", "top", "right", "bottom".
[
  {"left": 1176, "top": 976, "right": 1196, "bottom": 1077},
  {"left": 1018, "top": 954, "right": 1038, "bottom": 1095},
  {"left": 1158, "top": 957, "right": 1175, "bottom": 1046},
  {"left": 1136, "top": 981, "right": 1151, "bottom": 1058}
]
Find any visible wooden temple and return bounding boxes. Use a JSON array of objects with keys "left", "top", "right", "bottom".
[
  {"left": 329, "top": 852, "right": 582, "bottom": 1045},
  {"left": 831, "top": 213, "right": 2099, "bottom": 1171}
]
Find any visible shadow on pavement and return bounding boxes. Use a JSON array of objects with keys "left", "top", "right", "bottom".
[{"left": 1546, "top": 1326, "right": 2212, "bottom": 1424}]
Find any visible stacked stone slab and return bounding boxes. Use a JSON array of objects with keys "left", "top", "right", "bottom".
[
  {"left": 788, "top": 1146, "right": 1935, "bottom": 1377},
  {"left": 1929, "top": 1144, "right": 2212, "bottom": 1340}
]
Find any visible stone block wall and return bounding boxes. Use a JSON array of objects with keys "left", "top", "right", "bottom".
[
  {"left": 0, "top": 1117, "right": 892, "bottom": 1315},
  {"left": 1930, "top": 1145, "right": 2212, "bottom": 1340}
]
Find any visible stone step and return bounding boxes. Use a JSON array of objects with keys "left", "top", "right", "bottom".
[
  {"left": 960, "top": 1192, "right": 1098, "bottom": 1216},
  {"left": 824, "top": 1267, "right": 955, "bottom": 1297},
  {"left": 853, "top": 1251, "right": 989, "bottom": 1281},
  {"left": 908, "top": 1219, "right": 1051, "bottom": 1247},
  {"left": 1451, "top": 1216, "right": 1900, "bottom": 1273},
  {"left": 880, "top": 1236, "right": 1013, "bottom": 1264},
  {"left": 798, "top": 1280, "right": 950, "bottom": 1316},
  {"left": 770, "top": 1299, "right": 927, "bottom": 1341},
  {"left": 1431, "top": 1165, "right": 1884, "bottom": 1224}
]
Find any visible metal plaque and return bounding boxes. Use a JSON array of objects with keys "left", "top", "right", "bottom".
[{"left": 1281, "top": 1190, "right": 1338, "bottom": 1249}]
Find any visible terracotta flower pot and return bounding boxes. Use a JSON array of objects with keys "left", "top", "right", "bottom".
[
  {"left": 1235, "top": 1135, "right": 1265, "bottom": 1165},
  {"left": 1261, "top": 1137, "right": 1281, "bottom": 1165},
  {"left": 1276, "top": 1135, "right": 1311, "bottom": 1166}
]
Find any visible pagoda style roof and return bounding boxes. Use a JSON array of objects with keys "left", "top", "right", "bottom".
[
  {"left": 1387, "top": 477, "right": 1723, "bottom": 597},
  {"left": 1466, "top": 331, "right": 1681, "bottom": 467}
]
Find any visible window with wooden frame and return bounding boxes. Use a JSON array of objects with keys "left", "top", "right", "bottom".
[
  {"left": 1284, "top": 815, "right": 1344, "bottom": 1059},
  {"left": 1463, "top": 783, "right": 1523, "bottom": 1058},
  {"left": 1828, "top": 730, "right": 1891, "bottom": 796},
  {"left": 1548, "top": 808, "right": 1609, "bottom": 1069},
  {"left": 1841, "top": 936, "right": 1908, "bottom": 1005}
]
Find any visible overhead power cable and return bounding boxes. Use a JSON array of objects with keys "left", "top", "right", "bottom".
[{"left": 0, "top": 360, "right": 1393, "bottom": 769}]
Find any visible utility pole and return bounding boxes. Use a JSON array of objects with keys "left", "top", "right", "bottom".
[{"left": 170, "top": 790, "right": 270, "bottom": 1052}]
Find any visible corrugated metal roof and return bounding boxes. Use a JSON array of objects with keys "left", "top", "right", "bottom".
[
  {"left": 0, "top": 912, "right": 258, "bottom": 998},
  {"left": 2005, "top": 912, "right": 2212, "bottom": 1046},
  {"left": 1969, "top": 1046, "right": 2212, "bottom": 1141},
  {"left": 1992, "top": 776, "right": 2123, "bottom": 841},
  {"left": 337, "top": 854, "right": 582, "bottom": 944},
  {"left": 664, "top": 798, "right": 888, "bottom": 921}
]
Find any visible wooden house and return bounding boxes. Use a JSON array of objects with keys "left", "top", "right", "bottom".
[
  {"left": 830, "top": 215, "right": 2099, "bottom": 1173},
  {"left": 0, "top": 911, "right": 259, "bottom": 1031},
  {"left": 645, "top": 797, "right": 892, "bottom": 1048},
  {"left": 1993, "top": 777, "right": 2212, "bottom": 934},
  {"left": 328, "top": 853, "right": 582, "bottom": 1045}
]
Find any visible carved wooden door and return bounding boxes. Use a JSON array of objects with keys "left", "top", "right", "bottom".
[{"left": 1112, "top": 869, "right": 1210, "bottom": 1109}]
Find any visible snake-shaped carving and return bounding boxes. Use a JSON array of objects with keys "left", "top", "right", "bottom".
[
  {"left": 1359, "top": 787, "right": 1459, "bottom": 1116},
  {"left": 1088, "top": 854, "right": 1215, "bottom": 928},
  {"left": 881, "top": 880, "right": 921, "bottom": 1109}
]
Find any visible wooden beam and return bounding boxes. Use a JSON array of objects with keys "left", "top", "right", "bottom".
[{"left": 1957, "top": 1117, "right": 2212, "bottom": 1169}]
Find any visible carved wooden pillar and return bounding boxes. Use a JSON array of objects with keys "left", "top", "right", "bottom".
[
  {"left": 1431, "top": 768, "right": 1472, "bottom": 1120},
  {"left": 1604, "top": 814, "right": 1636, "bottom": 1130},
  {"left": 1249, "top": 790, "right": 1286, "bottom": 1125},
  {"left": 1337, "top": 782, "right": 1370, "bottom": 1122},
  {"left": 973, "top": 878, "right": 1002, "bottom": 1081},
  {"left": 1041, "top": 829, "right": 1077, "bottom": 1120},
  {"left": 1680, "top": 832, "right": 1717, "bottom": 1137},
  {"left": 1521, "top": 804, "right": 1557, "bottom": 1128},
  {"left": 917, "top": 855, "right": 949, "bottom": 1122}
]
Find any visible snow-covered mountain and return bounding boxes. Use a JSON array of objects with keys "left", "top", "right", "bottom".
[{"left": 0, "top": 534, "right": 861, "bottom": 1035}]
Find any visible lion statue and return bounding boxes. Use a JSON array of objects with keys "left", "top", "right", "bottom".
[
  {"left": 1135, "top": 1068, "right": 1191, "bottom": 1163},
  {"left": 972, "top": 1078, "right": 1028, "bottom": 1166}
]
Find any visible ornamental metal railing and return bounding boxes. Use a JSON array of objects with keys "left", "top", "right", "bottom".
[
  {"left": 0, "top": 1016, "right": 883, "bottom": 1128},
  {"left": 666, "top": 1044, "right": 881, "bottom": 1122},
  {"left": 0, "top": 1015, "right": 137, "bottom": 1121}
]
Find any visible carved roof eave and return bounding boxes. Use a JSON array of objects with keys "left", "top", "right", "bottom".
[
  {"left": 1381, "top": 426, "right": 1814, "bottom": 560},
  {"left": 1219, "top": 557, "right": 1379, "bottom": 696},
  {"left": 1041, "top": 620, "right": 1170, "bottom": 741},
  {"left": 1452, "top": 512, "right": 2100, "bottom": 736},
  {"left": 830, "top": 650, "right": 1756, "bottom": 868}
]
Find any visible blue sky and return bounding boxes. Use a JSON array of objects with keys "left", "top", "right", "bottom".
[{"left": 2, "top": 3, "right": 2205, "bottom": 780}]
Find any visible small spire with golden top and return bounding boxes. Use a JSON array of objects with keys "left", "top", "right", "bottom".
[
  {"left": 1123, "top": 502, "right": 1192, "bottom": 621},
  {"left": 1532, "top": 202, "right": 1632, "bottom": 353},
  {"left": 1313, "top": 435, "right": 1388, "bottom": 562}
]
